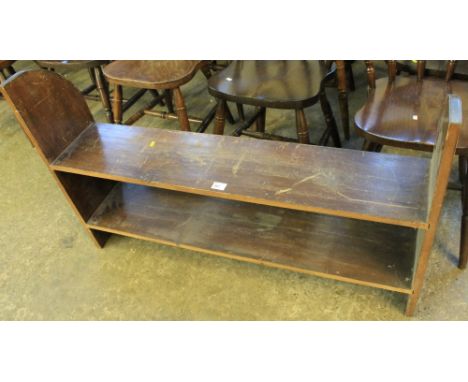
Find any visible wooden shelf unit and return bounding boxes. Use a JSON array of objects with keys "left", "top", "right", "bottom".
[{"left": 0, "top": 70, "right": 462, "bottom": 316}]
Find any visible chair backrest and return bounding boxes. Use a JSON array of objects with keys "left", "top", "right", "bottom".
[
  {"left": 426, "top": 94, "right": 461, "bottom": 222},
  {"left": 364, "top": 60, "right": 458, "bottom": 90},
  {"left": 0, "top": 69, "right": 94, "bottom": 164}
]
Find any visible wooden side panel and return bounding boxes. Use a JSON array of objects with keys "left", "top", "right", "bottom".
[
  {"left": 54, "top": 172, "right": 115, "bottom": 247},
  {"left": 406, "top": 95, "right": 462, "bottom": 315},
  {"left": 0, "top": 70, "right": 94, "bottom": 164},
  {"left": 0, "top": 69, "right": 113, "bottom": 247}
]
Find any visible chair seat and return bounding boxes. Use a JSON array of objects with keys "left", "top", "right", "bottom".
[
  {"left": 35, "top": 60, "right": 109, "bottom": 70},
  {"left": 0, "top": 60, "right": 15, "bottom": 70},
  {"left": 354, "top": 76, "right": 468, "bottom": 154},
  {"left": 208, "top": 60, "right": 333, "bottom": 109},
  {"left": 102, "top": 60, "right": 203, "bottom": 89}
]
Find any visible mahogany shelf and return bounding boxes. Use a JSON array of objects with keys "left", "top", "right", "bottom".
[
  {"left": 52, "top": 123, "right": 430, "bottom": 230},
  {"left": 87, "top": 182, "right": 417, "bottom": 294}
]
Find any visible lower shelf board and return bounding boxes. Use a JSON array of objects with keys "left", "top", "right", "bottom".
[{"left": 87, "top": 183, "right": 417, "bottom": 294}]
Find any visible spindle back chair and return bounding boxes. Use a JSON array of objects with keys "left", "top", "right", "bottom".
[{"left": 355, "top": 60, "right": 468, "bottom": 270}]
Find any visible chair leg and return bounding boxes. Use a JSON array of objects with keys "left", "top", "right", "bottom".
[
  {"left": 164, "top": 90, "right": 174, "bottom": 113},
  {"left": 319, "top": 91, "right": 341, "bottom": 148},
  {"left": 225, "top": 102, "right": 235, "bottom": 124},
  {"left": 173, "top": 87, "right": 191, "bottom": 131},
  {"left": 345, "top": 61, "right": 355, "bottom": 91},
  {"left": 0, "top": 71, "right": 6, "bottom": 82},
  {"left": 338, "top": 90, "right": 350, "bottom": 140},
  {"left": 295, "top": 109, "right": 310, "bottom": 144},
  {"left": 255, "top": 107, "right": 266, "bottom": 133},
  {"left": 236, "top": 103, "right": 245, "bottom": 121},
  {"left": 459, "top": 155, "right": 468, "bottom": 269},
  {"left": 336, "top": 60, "right": 350, "bottom": 140},
  {"left": 94, "top": 66, "right": 113, "bottom": 123},
  {"left": 363, "top": 140, "right": 383, "bottom": 152},
  {"left": 213, "top": 99, "right": 226, "bottom": 135},
  {"left": 113, "top": 84, "right": 123, "bottom": 124}
]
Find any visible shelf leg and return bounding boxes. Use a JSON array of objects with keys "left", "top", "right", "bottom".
[{"left": 459, "top": 155, "right": 468, "bottom": 269}]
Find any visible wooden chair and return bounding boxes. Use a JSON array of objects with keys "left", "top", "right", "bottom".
[
  {"left": 103, "top": 60, "right": 222, "bottom": 132},
  {"left": 35, "top": 60, "right": 121, "bottom": 123},
  {"left": 397, "top": 60, "right": 468, "bottom": 81},
  {"left": 208, "top": 60, "right": 342, "bottom": 147},
  {"left": 355, "top": 60, "right": 468, "bottom": 269}
]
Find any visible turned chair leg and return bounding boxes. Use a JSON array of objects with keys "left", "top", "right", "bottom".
[
  {"left": 459, "top": 155, "right": 468, "bottom": 269},
  {"left": 295, "top": 109, "right": 310, "bottom": 144},
  {"left": 213, "top": 99, "right": 226, "bottom": 135},
  {"left": 173, "top": 87, "right": 191, "bottom": 131},
  {"left": 94, "top": 66, "right": 113, "bottom": 123},
  {"left": 319, "top": 91, "right": 341, "bottom": 148},
  {"left": 113, "top": 84, "right": 123, "bottom": 124},
  {"left": 255, "top": 107, "right": 266, "bottom": 133},
  {"left": 336, "top": 60, "right": 350, "bottom": 140}
]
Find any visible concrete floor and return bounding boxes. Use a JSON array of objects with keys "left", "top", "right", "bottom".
[{"left": 0, "top": 61, "right": 466, "bottom": 320}]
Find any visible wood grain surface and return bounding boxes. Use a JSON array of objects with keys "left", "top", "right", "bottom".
[
  {"left": 52, "top": 123, "right": 430, "bottom": 229},
  {"left": 88, "top": 183, "right": 417, "bottom": 293}
]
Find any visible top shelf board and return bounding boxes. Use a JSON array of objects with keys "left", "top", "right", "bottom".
[{"left": 51, "top": 123, "right": 430, "bottom": 229}]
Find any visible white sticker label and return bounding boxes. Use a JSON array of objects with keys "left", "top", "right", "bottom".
[{"left": 211, "top": 181, "right": 227, "bottom": 191}]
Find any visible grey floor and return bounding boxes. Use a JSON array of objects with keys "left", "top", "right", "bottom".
[{"left": 0, "top": 61, "right": 466, "bottom": 320}]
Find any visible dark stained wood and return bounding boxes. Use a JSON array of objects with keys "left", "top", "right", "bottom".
[
  {"left": 387, "top": 60, "right": 397, "bottom": 82},
  {"left": 35, "top": 60, "right": 114, "bottom": 123},
  {"left": 35, "top": 60, "right": 109, "bottom": 70},
  {"left": 319, "top": 92, "right": 341, "bottom": 148},
  {"left": 357, "top": 61, "right": 468, "bottom": 273},
  {"left": 102, "top": 60, "right": 203, "bottom": 90},
  {"left": 417, "top": 61, "right": 426, "bottom": 81},
  {"left": 294, "top": 109, "right": 309, "bottom": 144},
  {"left": 335, "top": 60, "right": 350, "bottom": 140},
  {"left": 55, "top": 172, "right": 114, "bottom": 246},
  {"left": 208, "top": 60, "right": 332, "bottom": 109},
  {"left": 406, "top": 95, "right": 462, "bottom": 315},
  {"left": 93, "top": 66, "right": 113, "bottom": 122},
  {"left": 397, "top": 60, "right": 468, "bottom": 81},
  {"left": 51, "top": 123, "right": 431, "bottom": 229},
  {"left": 0, "top": 69, "right": 113, "bottom": 247},
  {"left": 365, "top": 61, "right": 376, "bottom": 89},
  {"left": 172, "top": 87, "right": 190, "bottom": 131},
  {"left": 1, "top": 69, "right": 461, "bottom": 316},
  {"left": 102, "top": 60, "right": 214, "bottom": 131},
  {"left": 213, "top": 99, "right": 226, "bottom": 135},
  {"left": 0, "top": 70, "right": 94, "bottom": 163},
  {"left": 355, "top": 76, "right": 468, "bottom": 154},
  {"left": 255, "top": 107, "right": 266, "bottom": 133},
  {"left": 208, "top": 60, "right": 341, "bottom": 145},
  {"left": 88, "top": 183, "right": 417, "bottom": 293},
  {"left": 113, "top": 84, "right": 123, "bottom": 124}
]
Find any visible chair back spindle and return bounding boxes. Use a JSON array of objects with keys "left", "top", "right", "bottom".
[{"left": 365, "top": 61, "right": 376, "bottom": 90}]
